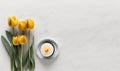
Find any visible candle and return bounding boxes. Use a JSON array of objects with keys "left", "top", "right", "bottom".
[{"left": 40, "top": 43, "right": 54, "bottom": 57}]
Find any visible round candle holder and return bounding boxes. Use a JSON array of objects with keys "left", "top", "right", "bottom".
[{"left": 36, "top": 38, "right": 59, "bottom": 63}]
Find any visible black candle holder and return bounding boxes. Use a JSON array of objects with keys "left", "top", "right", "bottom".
[{"left": 36, "top": 38, "right": 59, "bottom": 64}]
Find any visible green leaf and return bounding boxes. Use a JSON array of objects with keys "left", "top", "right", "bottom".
[
  {"left": 22, "top": 49, "right": 29, "bottom": 67},
  {"left": 29, "top": 60, "right": 34, "bottom": 71},
  {"left": 10, "top": 45, "right": 15, "bottom": 55},
  {"left": 1, "top": 36, "right": 14, "bottom": 57},
  {"left": 30, "top": 47, "right": 35, "bottom": 70},
  {"left": 30, "top": 36, "right": 35, "bottom": 70},
  {"left": 14, "top": 52, "right": 20, "bottom": 69},
  {"left": 6, "top": 31, "right": 13, "bottom": 44},
  {"left": 14, "top": 46, "right": 21, "bottom": 71},
  {"left": 22, "top": 36, "right": 35, "bottom": 71}
]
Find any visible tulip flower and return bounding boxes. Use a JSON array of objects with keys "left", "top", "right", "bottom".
[
  {"left": 26, "top": 19, "right": 34, "bottom": 71},
  {"left": 18, "top": 19, "right": 34, "bottom": 31},
  {"left": 12, "top": 35, "right": 27, "bottom": 46},
  {"left": 13, "top": 36, "right": 19, "bottom": 46},
  {"left": 26, "top": 19, "right": 34, "bottom": 30},
  {"left": 2, "top": 16, "right": 35, "bottom": 71},
  {"left": 8, "top": 16, "right": 19, "bottom": 27},
  {"left": 18, "top": 20, "right": 27, "bottom": 31},
  {"left": 19, "top": 35, "right": 27, "bottom": 45}
]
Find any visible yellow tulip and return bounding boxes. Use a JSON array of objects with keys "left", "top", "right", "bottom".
[
  {"left": 18, "top": 20, "right": 27, "bottom": 31},
  {"left": 27, "top": 19, "right": 34, "bottom": 30},
  {"left": 12, "top": 35, "right": 27, "bottom": 46},
  {"left": 17, "top": 35, "right": 21, "bottom": 43},
  {"left": 13, "top": 36, "right": 19, "bottom": 46},
  {"left": 19, "top": 35, "right": 27, "bottom": 45},
  {"left": 8, "top": 16, "right": 19, "bottom": 27}
]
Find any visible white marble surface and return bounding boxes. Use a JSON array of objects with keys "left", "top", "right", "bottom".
[{"left": 0, "top": 0, "right": 120, "bottom": 71}]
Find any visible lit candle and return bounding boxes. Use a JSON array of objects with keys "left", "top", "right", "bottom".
[{"left": 40, "top": 43, "right": 54, "bottom": 57}]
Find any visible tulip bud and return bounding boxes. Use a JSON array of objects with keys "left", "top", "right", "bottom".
[
  {"left": 8, "top": 16, "right": 19, "bottom": 27},
  {"left": 27, "top": 19, "right": 34, "bottom": 30},
  {"left": 19, "top": 35, "right": 27, "bottom": 45},
  {"left": 18, "top": 20, "right": 27, "bottom": 31},
  {"left": 13, "top": 35, "right": 27, "bottom": 46},
  {"left": 13, "top": 36, "right": 19, "bottom": 46}
]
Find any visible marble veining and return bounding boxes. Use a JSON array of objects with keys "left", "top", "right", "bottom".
[{"left": 0, "top": 0, "right": 120, "bottom": 71}]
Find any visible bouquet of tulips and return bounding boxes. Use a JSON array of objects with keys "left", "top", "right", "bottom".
[{"left": 1, "top": 16, "right": 35, "bottom": 71}]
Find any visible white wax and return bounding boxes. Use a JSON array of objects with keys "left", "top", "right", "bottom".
[{"left": 40, "top": 43, "right": 54, "bottom": 57}]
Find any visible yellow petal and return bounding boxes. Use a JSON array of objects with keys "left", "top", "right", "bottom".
[
  {"left": 8, "top": 16, "right": 19, "bottom": 27},
  {"left": 11, "top": 16, "right": 19, "bottom": 27},
  {"left": 18, "top": 20, "right": 27, "bottom": 31},
  {"left": 19, "top": 35, "right": 27, "bottom": 45},
  {"left": 8, "top": 16, "right": 11, "bottom": 27},
  {"left": 13, "top": 36, "right": 19, "bottom": 46},
  {"left": 27, "top": 19, "right": 34, "bottom": 30}
]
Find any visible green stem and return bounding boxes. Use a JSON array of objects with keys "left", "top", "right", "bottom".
[
  {"left": 28, "top": 30, "right": 30, "bottom": 71},
  {"left": 20, "top": 46, "right": 23, "bottom": 71},
  {"left": 28, "top": 49, "right": 30, "bottom": 71},
  {"left": 11, "top": 58, "right": 14, "bottom": 71},
  {"left": 10, "top": 58, "right": 12, "bottom": 71},
  {"left": 11, "top": 27, "right": 15, "bottom": 71},
  {"left": 13, "top": 27, "right": 14, "bottom": 35}
]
